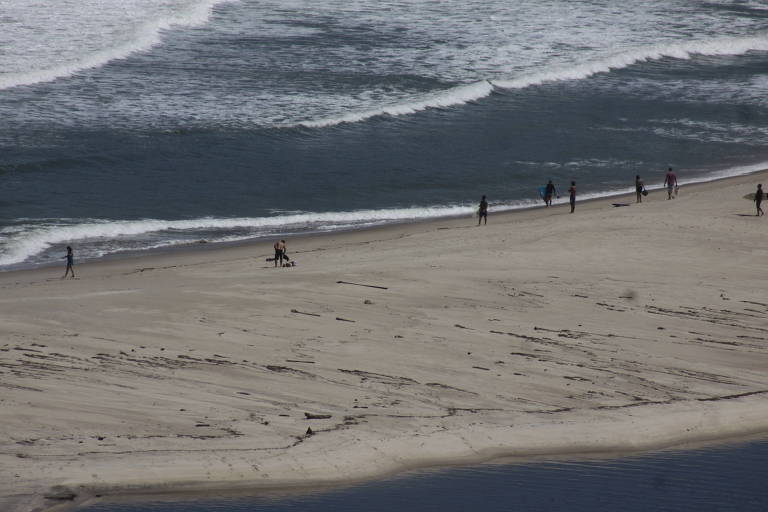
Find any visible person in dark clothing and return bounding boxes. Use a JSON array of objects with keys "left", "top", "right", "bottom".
[
  {"left": 62, "top": 246, "right": 75, "bottom": 279},
  {"left": 273, "top": 239, "right": 286, "bottom": 267},
  {"left": 544, "top": 180, "right": 557, "bottom": 207},
  {"left": 478, "top": 195, "right": 488, "bottom": 225},
  {"left": 568, "top": 181, "right": 576, "bottom": 213},
  {"left": 663, "top": 167, "right": 677, "bottom": 200},
  {"left": 635, "top": 175, "right": 644, "bottom": 203},
  {"left": 756, "top": 184, "right": 764, "bottom": 217}
]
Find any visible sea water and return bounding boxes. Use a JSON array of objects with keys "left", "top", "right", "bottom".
[
  {"left": 2, "top": 0, "right": 768, "bottom": 269},
  {"left": 78, "top": 438, "right": 768, "bottom": 511}
]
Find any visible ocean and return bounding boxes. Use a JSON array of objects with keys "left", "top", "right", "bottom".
[
  {"left": 78, "top": 438, "right": 768, "bottom": 511},
  {"left": 2, "top": 0, "right": 768, "bottom": 270}
]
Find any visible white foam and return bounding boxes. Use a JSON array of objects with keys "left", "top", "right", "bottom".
[
  {"left": 678, "top": 161, "right": 768, "bottom": 185},
  {"left": 4, "top": 159, "right": 768, "bottom": 268},
  {"left": 293, "top": 34, "right": 768, "bottom": 129},
  {"left": 0, "top": 0, "right": 234, "bottom": 91},
  {"left": 492, "top": 35, "right": 768, "bottom": 90},
  {"left": 0, "top": 206, "right": 472, "bottom": 266},
  {"left": 649, "top": 118, "right": 768, "bottom": 144},
  {"left": 298, "top": 81, "right": 495, "bottom": 128},
  {"left": 6, "top": 0, "right": 766, "bottom": 130}
]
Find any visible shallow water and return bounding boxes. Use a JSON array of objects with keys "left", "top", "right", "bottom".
[{"left": 79, "top": 438, "right": 768, "bottom": 511}]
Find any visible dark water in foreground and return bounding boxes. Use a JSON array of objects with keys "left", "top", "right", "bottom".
[{"left": 80, "top": 438, "right": 768, "bottom": 512}]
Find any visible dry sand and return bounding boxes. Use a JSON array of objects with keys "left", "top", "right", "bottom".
[{"left": 2, "top": 172, "right": 768, "bottom": 512}]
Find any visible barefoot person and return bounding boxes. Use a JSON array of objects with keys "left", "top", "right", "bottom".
[
  {"left": 62, "top": 246, "right": 75, "bottom": 279},
  {"left": 635, "top": 175, "right": 645, "bottom": 203},
  {"left": 478, "top": 195, "right": 488, "bottom": 225},
  {"left": 544, "top": 179, "right": 557, "bottom": 207},
  {"left": 664, "top": 167, "right": 677, "bottom": 200},
  {"left": 568, "top": 181, "right": 576, "bottom": 213},
  {"left": 755, "top": 184, "right": 764, "bottom": 217},
  {"left": 273, "top": 239, "right": 286, "bottom": 268}
]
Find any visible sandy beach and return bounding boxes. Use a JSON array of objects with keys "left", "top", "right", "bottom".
[{"left": 2, "top": 171, "right": 768, "bottom": 512}]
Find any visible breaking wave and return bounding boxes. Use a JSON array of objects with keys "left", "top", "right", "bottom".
[
  {"left": 297, "top": 34, "right": 768, "bottom": 128},
  {"left": 4, "top": 157, "right": 767, "bottom": 269},
  {"left": 0, "top": 0, "right": 232, "bottom": 91}
]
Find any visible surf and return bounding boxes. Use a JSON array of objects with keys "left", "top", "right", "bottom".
[
  {"left": 493, "top": 34, "right": 768, "bottom": 90},
  {"left": 0, "top": 0, "right": 234, "bottom": 91},
  {"left": 5, "top": 157, "right": 768, "bottom": 269},
  {"left": 295, "top": 33, "right": 768, "bottom": 129}
]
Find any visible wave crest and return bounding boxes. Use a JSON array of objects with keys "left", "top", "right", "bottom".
[
  {"left": 3, "top": 158, "right": 767, "bottom": 269},
  {"left": 493, "top": 35, "right": 768, "bottom": 89},
  {"left": 297, "top": 81, "right": 495, "bottom": 128},
  {"left": 0, "top": 0, "right": 232, "bottom": 91},
  {"left": 298, "top": 34, "right": 768, "bottom": 128},
  {"left": 0, "top": 205, "right": 478, "bottom": 266}
]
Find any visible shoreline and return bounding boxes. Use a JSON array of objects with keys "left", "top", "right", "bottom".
[
  {"left": 56, "top": 429, "right": 768, "bottom": 512},
  {"left": 2, "top": 170, "right": 768, "bottom": 512},
  {"left": 4, "top": 161, "right": 768, "bottom": 275}
]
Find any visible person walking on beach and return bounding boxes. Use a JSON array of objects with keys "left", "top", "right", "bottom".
[
  {"left": 544, "top": 179, "right": 557, "bottom": 207},
  {"left": 755, "top": 184, "right": 764, "bottom": 217},
  {"left": 478, "top": 195, "right": 488, "bottom": 225},
  {"left": 663, "top": 167, "right": 677, "bottom": 200},
  {"left": 273, "top": 239, "right": 286, "bottom": 267},
  {"left": 62, "top": 246, "right": 75, "bottom": 279},
  {"left": 635, "top": 175, "right": 645, "bottom": 203},
  {"left": 568, "top": 181, "right": 576, "bottom": 213}
]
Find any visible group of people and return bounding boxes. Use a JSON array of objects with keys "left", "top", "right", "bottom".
[
  {"left": 477, "top": 176, "right": 579, "bottom": 226},
  {"left": 272, "top": 239, "right": 297, "bottom": 267},
  {"left": 61, "top": 239, "right": 294, "bottom": 279},
  {"left": 635, "top": 167, "right": 679, "bottom": 203},
  {"left": 539, "top": 179, "right": 577, "bottom": 213},
  {"left": 477, "top": 170, "right": 667, "bottom": 225},
  {"left": 478, "top": 167, "right": 768, "bottom": 224},
  {"left": 476, "top": 166, "right": 768, "bottom": 224},
  {"left": 59, "top": 168, "right": 764, "bottom": 277}
]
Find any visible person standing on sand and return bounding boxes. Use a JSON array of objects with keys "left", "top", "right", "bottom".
[
  {"left": 62, "top": 246, "right": 75, "bottom": 279},
  {"left": 544, "top": 179, "right": 557, "bottom": 207},
  {"left": 755, "top": 184, "right": 764, "bottom": 217},
  {"left": 273, "top": 239, "right": 286, "bottom": 267},
  {"left": 568, "top": 181, "right": 576, "bottom": 213},
  {"left": 635, "top": 175, "right": 644, "bottom": 203},
  {"left": 478, "top": 195, "right": 488, "bottom": 225},
  {"left": 664, "top": 167, "right": 677, "bottom": 200}
]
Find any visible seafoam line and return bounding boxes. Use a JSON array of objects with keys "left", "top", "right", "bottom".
[
  {"left": 297, "top": 34, "right": 768, "bottom": 129},
  {"left": 0, "top": 0, "right": 237, "bottom": 91},
  {"left": 492, "top": 34, "right": 768, "bottom": 89}
]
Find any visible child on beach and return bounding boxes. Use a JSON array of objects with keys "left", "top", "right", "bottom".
[
  {"left": 635, "top": 175, "right": 644, "bottom": 203},
  {"left": 62, "top": 246, "right": 75, "bottom": 279},
  {"left": 568, "top": 181, "right": 576, "bottom": 213}
]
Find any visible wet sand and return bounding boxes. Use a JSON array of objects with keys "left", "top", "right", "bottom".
[{"left": 2, "top": 171, "right": 768, "bottom": 512}]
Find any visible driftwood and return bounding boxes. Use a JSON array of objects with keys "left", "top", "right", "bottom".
[
  {"left": 291, "top": 309, "right": 321, "bottom": 317},
  {"left": 336, "top": 280, "right": 388, "bottom": 290},
  {"left": 304, "top": 412, "right": 332, "bottom": 420}
]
